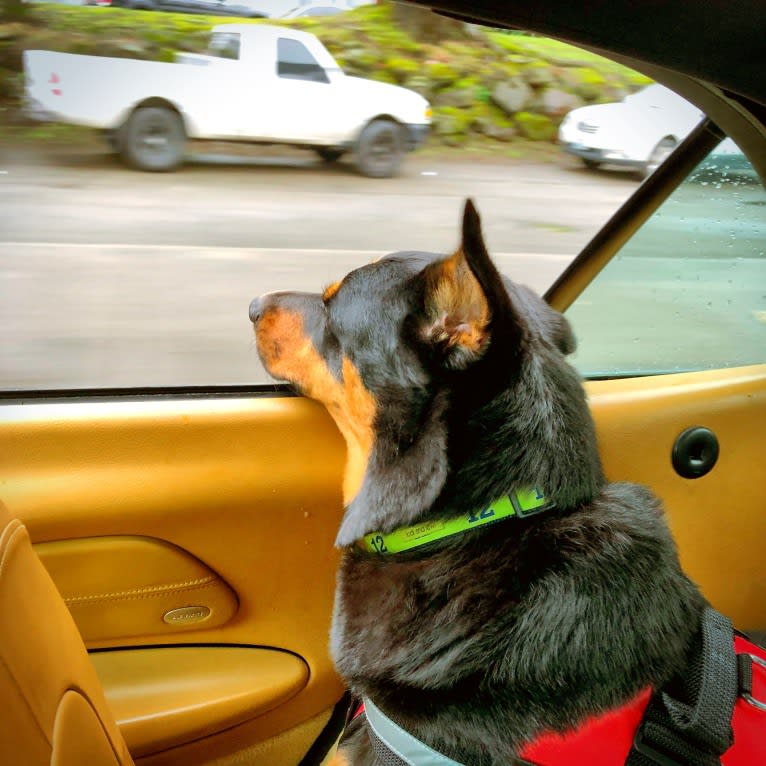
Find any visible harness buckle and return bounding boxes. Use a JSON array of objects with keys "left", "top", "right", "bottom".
[{"left": 741, "top": 653, "right": 766, "bottom": 712}]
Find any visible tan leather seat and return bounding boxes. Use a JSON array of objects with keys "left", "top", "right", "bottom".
[{"left": 0, "top": 502, "right": 134, "bottom": 766}]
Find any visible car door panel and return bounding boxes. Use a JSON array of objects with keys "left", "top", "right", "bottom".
[
  {"left": 587, "top": 363, "right": 766, "bottom": 632},
  {"left": 2, "top": 379, "right": 765, "bottom": 761},
  {"left": 0, "top": 395, "right": 347, "bottom": 764},
  {"left": 90, "top": 646, "right": 309, "bottom": 757},
  {"left": 3, "top": 368, "right": 764, "bottom": 635}
]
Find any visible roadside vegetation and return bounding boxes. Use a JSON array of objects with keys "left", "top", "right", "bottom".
[{"left": 0, "top": 1, "right": 650, "bottom": 150}]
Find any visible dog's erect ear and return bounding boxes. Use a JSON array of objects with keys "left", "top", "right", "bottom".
[
  {"left": 421, "top": 248, "right": 491, "bottom": 370},
  {"left": 420, "top": 199, "right": 517, "bottom": 369}
]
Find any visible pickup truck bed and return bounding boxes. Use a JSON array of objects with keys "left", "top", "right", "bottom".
[{"left": 24, "top": 24, "right": 431, "bottom": 177}]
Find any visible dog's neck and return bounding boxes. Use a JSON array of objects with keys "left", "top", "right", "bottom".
[
  {"left": 335, "top": 387, "right": 452, "bottom": 546},
  {"left": 355, "top": 487, "right": 554, "bottom": 555},
  {"left": 335, "top": 343, "right": 605, "bottom": 548},
  {"left": 442, "top": 345, "right": 605, "bottom": 513}
]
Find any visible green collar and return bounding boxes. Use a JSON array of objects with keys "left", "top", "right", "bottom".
[{"left": 358, "top": 487, "right": 553, "bottom": 555}]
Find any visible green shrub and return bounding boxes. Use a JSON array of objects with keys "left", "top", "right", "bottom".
[
  {"left": 514, "top": 111, "right": 556, "bottom": 141},
  {"left": 425, "top": 60, "right": 459, "bottom": 86},
  {"left": 384, "top": 55, "right": 419, "bottom": 84}
]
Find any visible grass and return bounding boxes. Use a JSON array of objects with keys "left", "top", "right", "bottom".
[
  {"left": 0, "top": 122, "right": 98, "bottom": 141},
  {"left": 419, "top": 136, "right": 563, "bottom": 162},
  {"left": 0, "top": 120, "right": 567, "bottom": 165}
]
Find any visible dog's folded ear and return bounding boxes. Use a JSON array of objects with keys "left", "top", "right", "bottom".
[{"left": 420, "top": 199, "right": 520, "bottom": 369}]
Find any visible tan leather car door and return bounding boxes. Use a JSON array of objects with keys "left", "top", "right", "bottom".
[{"left": 1, "top": 395, "right": 348, "bottom": 765}]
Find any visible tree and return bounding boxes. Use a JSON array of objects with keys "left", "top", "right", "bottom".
[{"left": 2, "top": 0, "right": 33, "bottom": 23}]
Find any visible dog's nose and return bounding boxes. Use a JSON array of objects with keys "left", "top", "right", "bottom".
[{"left": 249, "top": 297, "right": 264, "bottom": 324}]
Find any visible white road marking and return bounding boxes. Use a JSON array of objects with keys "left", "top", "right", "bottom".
[{"left": 0, "top": 242, "right": 573, "bottom": 262}]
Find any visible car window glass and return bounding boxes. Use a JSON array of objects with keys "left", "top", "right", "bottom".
[
  {"left": 566, "top": 140, "right": 766, "bottom": 377},
  {"left": 1, "top": 4, "right": 734, "bottom": 391},
  {"left": 208, "top": 32, "right": 241, "bottom": 60},
  {"left": 277, "top": 38, "right": 328, "bottom": 83}
]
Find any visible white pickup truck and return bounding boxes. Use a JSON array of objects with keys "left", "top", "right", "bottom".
[{"left": 24, "top": 24, "right": 431, "bottom": 177}]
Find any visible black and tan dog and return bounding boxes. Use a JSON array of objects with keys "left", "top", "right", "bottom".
[{"left": 249, "top": 201, "right": 755, "bottom": 765}]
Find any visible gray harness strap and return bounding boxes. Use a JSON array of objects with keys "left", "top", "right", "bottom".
[{"left": 363, "top": 697, "right": 467, "bottom": 766}]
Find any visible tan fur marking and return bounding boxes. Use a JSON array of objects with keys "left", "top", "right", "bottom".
[
  {"left": 337, "top": 357, "right": 376, "bottom": 504},
  {"left": 255, "top": 309, "right": 312, "bottom": 381},
  {"left": 324, "top": 753, "right": 351, "bottom": 766},
  {"left": 425, "top": 249, "right": 490, "bottom": 354},
  {"left": 256, "top": 307, "right": 375, "bottom": 505},
  {"left": 322, "top": 281, "right": 342, "bottom": 302}
]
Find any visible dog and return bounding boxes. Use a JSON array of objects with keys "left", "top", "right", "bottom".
[{"left": 249, "top": 200, "right": 763, "bottom": 765}]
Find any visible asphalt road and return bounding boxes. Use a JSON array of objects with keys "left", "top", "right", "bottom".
[
  {"left": 0, "top": 143, "right": 638, "bottom": 389},
  {"left": 1, "top": 143, "right": 763, "bottom": 389}
]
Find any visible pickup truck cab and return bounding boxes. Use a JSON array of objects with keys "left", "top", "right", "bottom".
[{"left": 24, "top": 24, "right": 432, "bottom": 177}]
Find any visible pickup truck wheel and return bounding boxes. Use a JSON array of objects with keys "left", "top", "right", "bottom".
[
  {"left": 122, "top": 107, "right": 185, "bottom": 172},
  {"left": 315, "top": 148, "right": 345, "bottom": 163},
  {"left": 356, "top": 119, "right": 403, "bottom": 178}
]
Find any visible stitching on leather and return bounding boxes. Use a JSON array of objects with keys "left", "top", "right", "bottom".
[
  {"left": 66, "top": 580, "right": 223, "bottom": 607},
  {"left": 64, "top": 575, "right": 217, "bottom": 605}
]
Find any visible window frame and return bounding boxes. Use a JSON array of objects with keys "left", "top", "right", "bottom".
[{"left": 545, "top": 118, "right": 725, "bottom": 315}]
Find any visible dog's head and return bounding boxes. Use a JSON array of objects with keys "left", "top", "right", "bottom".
[{"left": 250, "top": 200, "right": 601, "bottom": 546}]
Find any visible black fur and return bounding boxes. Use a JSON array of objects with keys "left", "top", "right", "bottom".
[{"left": 251, "top": 199, "right": 706, "bottom": 765}]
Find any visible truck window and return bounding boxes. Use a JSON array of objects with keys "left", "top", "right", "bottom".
[
  {"left": 277, "top": 38, "right": 329, "bottom": 84},
  {"left": 207, "top": 32, "right": 241, "bottom": 61}
]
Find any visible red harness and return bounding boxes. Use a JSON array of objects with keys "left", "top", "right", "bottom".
[
  {"left": 518, "top": 635, "right": 766, "bottom": 766},
  {"left": 349, "top": 634, "right": 766, "bottom": 765}
]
